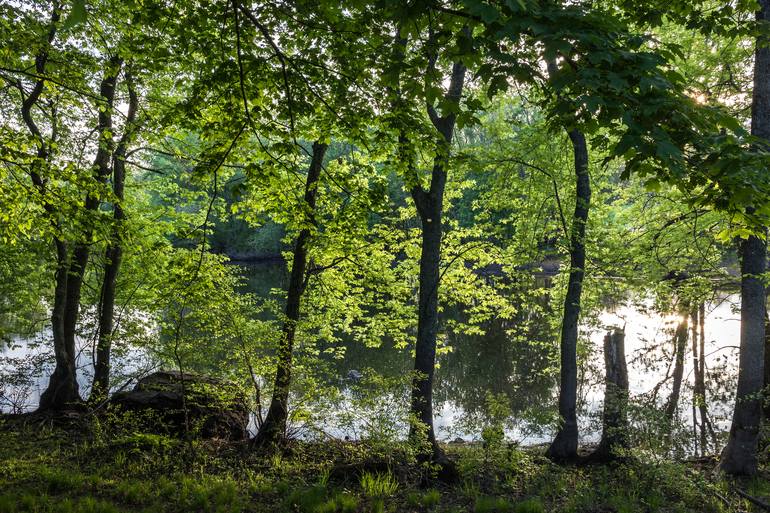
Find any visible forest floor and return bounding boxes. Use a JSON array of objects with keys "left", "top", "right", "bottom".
[{"left": 0, "top": 416, "right": 769, "bottom": 513}]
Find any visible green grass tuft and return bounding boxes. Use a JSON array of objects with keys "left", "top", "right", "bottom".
[{"left": 359, "top": 471, "right": 398, "bottom": 498}]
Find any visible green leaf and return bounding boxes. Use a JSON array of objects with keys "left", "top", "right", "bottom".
[
  {"left": 62, "top": 0, "right": 87, "bottom": 31},
  {"left": 644, "top": 178, "right": 661, "bottom": 192}
]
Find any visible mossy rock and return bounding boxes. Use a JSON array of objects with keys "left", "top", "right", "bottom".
[{"left": 109, "top": 371, "right": 248, "bottom": 440}]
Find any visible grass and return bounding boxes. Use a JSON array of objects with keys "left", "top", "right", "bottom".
[
  {"left": 0, "top": 418, "right": 766, "bottom": 513},
  {"left": 359, "top": 471, "right": 399, "bottom": 498}
]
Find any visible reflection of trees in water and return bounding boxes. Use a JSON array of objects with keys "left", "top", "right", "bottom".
[
  {"left": 317, "top": 337, "right": 412, "bottom": 385},
  {"left": 237, "top": 263, "right": 287, "bottom": 307},
  {"left": 435, "top": 304, "right": 557, "bottom": 422},
  {"left": 237, "top": 263, "right": 558, "bottom": 430}
]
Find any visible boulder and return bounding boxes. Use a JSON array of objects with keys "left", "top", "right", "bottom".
[{"left": 109, "top": 370, "right": 248, "bottom": 440}]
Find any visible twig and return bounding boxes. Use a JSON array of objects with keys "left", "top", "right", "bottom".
[{"left": 736, "top": 489, "right": 770, "bottom": 511}]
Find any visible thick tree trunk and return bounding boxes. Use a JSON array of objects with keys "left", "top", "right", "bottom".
[
  {"left": 664, "top": 316, "right": 689, "bottom": 422},
  {"left": 721, "top": 234, "right": 767, "bottom": 474},
  {"left": 720, "top": 0, "right": 769, "bottom": 476},
  {"left": 763, "top": 312, "right": 770, "bottom": 424},
  {"left": 254, "top": 141, "right": 327, "bottom": 448},
  {"left": 92, "top": 72, "right": 138, "bottom": 401},
  {"left": 406, "top": 60, "right": 466, "bottom": 475},
  {"left": 410, "top": 189, "right": 444, "bottom": 458},
  {"left": 589, "top": 329, "right": 629, "bottom": 461},
  {"left": 546, "top": 128, "right": 590, "bottom": 462},
  {"left": 38, "top": 241, "right": 81, "bottom": 409}
]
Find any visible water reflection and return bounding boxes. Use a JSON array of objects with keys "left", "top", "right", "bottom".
[{"left": 0, "top": 262, "right": 742, "bottom": 451}]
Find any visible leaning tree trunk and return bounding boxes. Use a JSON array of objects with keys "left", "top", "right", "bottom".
[
  {"left": 589, "top": 329, "right": 629, "bottom": 462},
  {"left": 546, "top": 128, "right": 591, "bottom": 462},
  {"left": 253, "top": 141, "right": 327, "bottom": 448},
  {"left": 407, "top": 59, "right": 466, "bottom": 477},
  {"left": 664, "top": 316, "right": 689, "bottom": 423},
  {"left": 720, "top": 0, "right": 769, "bottom": 476},
  {"left": 92, "top": 71, "right": 139, "bottom": 401}
]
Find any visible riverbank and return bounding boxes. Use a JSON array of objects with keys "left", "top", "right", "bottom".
[{"left": 1, "top": 416, "right": 768, "bottom": 513}]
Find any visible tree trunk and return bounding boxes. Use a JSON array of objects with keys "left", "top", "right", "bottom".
[
  {"left": 410, "top": 187, "right": 444, "bottom": 458},
  {"left": 664, "top": 316, "right": 688, "bottom": 422},
  {"left": 254, "top": 141, "right": 327, "bottom": 448},
  {"left": 699, "top": 302, "right": 717, "bottom": 452},
  {"left": 546, "top": 128, "right": 590, "bottom": 462},
  {"left": 763, "top": 312, "right": 770, "bottom": 423},
  {"left": 589, "top": 329, "right": 629, "bottom": 461},
  {"left": 92, "top": 71, "right": 139, "bottom": 401},
  {"left": 39, "top": 56, "right": 122, "bottom": 409},
  {"left": 721, "top": 234, "right": 767, "bottom": 474},
  {"left": 690, "top": 307, "right": 699, "bottom": 455},
  {"left": 720, "top": 0, "right": 769, "bottom": 476},
  {"left": 38, "top": 240, "right": 81, "bottom": 409},
  {"left": 407, "top": 59, "right": 466, "bottom": 473},
  {"left": 23, "top": 6, "right": 82, "bottom": 411}
]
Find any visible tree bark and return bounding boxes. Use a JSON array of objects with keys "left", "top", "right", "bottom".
[
  {"left": 664, "top": 316, "right": 689, "bottom": 422},
  {"left": 22, "top": 5, "right": 81, "bottom": 410},
  {"left": 690, "top": 307, "right": 699, "bottom": 455},
  {"left": 699, "top": 302, "right": 717, "bottom": 451},
  {"left": 589, "top": 329, "right": 629, "bottom": 461},
  {"left": 91, "top": 71, "right": 139, "bottom": 401},
  {"left": 39, "top": 55, "right": 122, "bottom": 409},
  {"left": 38, "top": 240, "right": 80, "bottom": 409},
  {"left": 546, "top": 128, "right": 591, "bottom": 462},
  {"left": 406, "top": 58, "right": 466, "bottom": 473},
  {"left": 720, "top": 0, "right": 769, "bottom": 476},
  {"left": 253, "top": 141, "right": 327, "bottom": 448},
  {"left": 763, "top": 312, "right": 770, "bottom": 423}
]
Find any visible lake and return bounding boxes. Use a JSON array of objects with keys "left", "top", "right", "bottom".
[{"left": 0, "top": 262, "right": 740, "bottom": 447}]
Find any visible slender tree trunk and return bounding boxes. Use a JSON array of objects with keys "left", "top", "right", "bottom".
[
  {"left": 254, "top": 141, "right": 327, "bottom": 448},
  {"left": 699, "top": 302, "right": 717, "bottom": 452},
  {"left": 92, "top": 71, "right": 138, "bottom": 401},
  {"left": 691, "top": 307, "right": 699, "bottom": 455},
  {"left": 546, "top": 128, "right": 590, "bottom": 462},
  {"left": 721, "top": 0, "right": 769, "bottom": 476},
  {"left": 407, "top": 59, "right": 466, "bottom": 476},
  {"left": 590, "top": 329, "right": 629, "bottom": 461},
  {"left": 40, "top": 56, "right": 122, "bottom": 408},
  {"left": 22, "top": 5, "right": 81, "bottom": 411},
  {"left": 665, "top": 316, "right": 688, "bottom": 422}
]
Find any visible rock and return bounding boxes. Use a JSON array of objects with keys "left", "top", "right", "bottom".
[
  {"left": 109, "top": 371, "right": 248, "bottom": 440},
  {"left": 346, "top": 369, "right": 363, "bottom": 381}
]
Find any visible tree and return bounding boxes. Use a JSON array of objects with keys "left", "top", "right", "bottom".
[
  {"left": 253, "top": 140, "right": 328, "bottom": 447},
  {"left": 0, "top": 1, "right": 123, "bottom": 409},
  {"left": 664, "top": 314, "right": 688, "bottom": 423},
  {"left": 544, "top": 59, "right": 592, "bottom": 462},
  {"left": 91, "top": 69, "right": 140, "bottom": 401},
  {"left": 589, "top": 328, "right": 629, "bottom": 461},
  {"left": 720, "top": 0, "right": 769, "bottom": 476}
]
